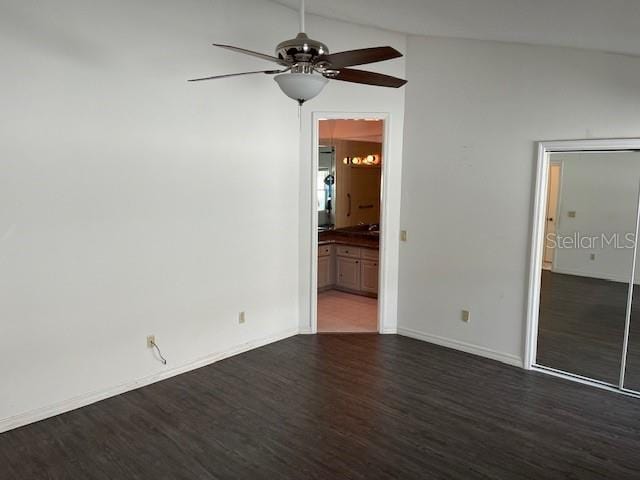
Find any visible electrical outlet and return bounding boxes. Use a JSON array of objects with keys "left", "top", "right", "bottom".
[
  {"left": 400, "top": 230, "right": 407, "bottom": 242},
  {"left": 462, "top": 310, "right": 470, "bottom": 323},
  {"left": 146, "top": 335, "right": 155, "bottom": 348},
  {"left": 590, "top": 253, "right": 596, "bottom": 261},
  {"left": 239, "top": 311, "right": 246, "bottom": 324}
]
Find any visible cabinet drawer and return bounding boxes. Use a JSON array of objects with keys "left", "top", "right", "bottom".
[
  {"left": 318, "top": 245, "right": 332, "bottom": 257},
  {"left": 336, "top": 245, "right": 360, "bottom": 259},
  {"left": 361, "top": 248, "right": 378, "bottom": 261}
]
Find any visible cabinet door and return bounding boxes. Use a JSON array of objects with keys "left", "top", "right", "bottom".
[
  {"left": 318, "top": 256, "right": 331, "bottom": 289},
  {"left": 360, "top": 259, "right": 379, "bottom": 294},
  {"left": 336, "top": 257, "right": 360, "bottom": 291}
]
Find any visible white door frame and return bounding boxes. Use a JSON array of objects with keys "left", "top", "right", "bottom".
[
  {"left": 524, "top": 139, "right": 640, "bottom": 388},
  {"left": 310, "top": 112, "right": 391, "bottom": 334}
]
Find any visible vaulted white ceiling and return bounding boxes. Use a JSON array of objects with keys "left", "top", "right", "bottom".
[{"left": 272, "top": 0, "right": 640, "bottom": 57}]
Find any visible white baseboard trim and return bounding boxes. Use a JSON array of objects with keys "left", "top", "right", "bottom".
[
  {"left": 397, "top": 327, "right": 523, "bottom": 368},
  {"left": 380, "top": 327, "right": 397, "bottom": 334},
  {"left": 552, "top": 267, "right": 640, "bottom": 285},
  {"left": 298, "top": 327, "right": 313, "bottom": 334},
  {"left": 0, "top": 327, "right": 299, "bottom": 434}
]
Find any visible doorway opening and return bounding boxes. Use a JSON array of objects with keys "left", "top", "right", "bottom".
[
  {"left": 314, "top": 117, "right": 385, "bottom": 333},
  {"left": 542, "top": 162, "right": 562, "bottom": 270}
]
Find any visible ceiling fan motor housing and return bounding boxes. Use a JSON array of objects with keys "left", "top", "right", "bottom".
[{"left": 276, "top": 33, "right": 329, "bottom": 67}]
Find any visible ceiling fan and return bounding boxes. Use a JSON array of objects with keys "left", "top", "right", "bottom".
[{"left": 188, "top": 0, "right": 407, "bottom": 105}]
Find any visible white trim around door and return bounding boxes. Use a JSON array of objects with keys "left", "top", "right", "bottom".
[{"left": 310, "top": 112, "right": 392, "bottom": 334}]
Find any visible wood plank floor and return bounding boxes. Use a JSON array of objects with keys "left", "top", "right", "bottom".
[
  {"left": 537, "top": 270, "right": 640, "bottom": 388},
  {"left": 2, "top": 334, "right": 640, "bottom": 479}
]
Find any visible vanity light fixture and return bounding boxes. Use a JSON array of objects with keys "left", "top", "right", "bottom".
[{"left": 342, "top": 155, "right": 381, "bottom": 166}]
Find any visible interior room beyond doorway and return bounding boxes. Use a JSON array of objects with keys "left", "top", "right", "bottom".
[{"left": 316, "top": 119, "right": 384, "bottom": 333}]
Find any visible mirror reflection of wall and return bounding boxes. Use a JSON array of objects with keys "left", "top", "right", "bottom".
[
  {"left": 318, "top": 146, "right": 335, "bottom": 228},
  {"left": 318, "top": 119, "right": 383, "bottom": 230},
  {"left": 335, "top": 141, "right": 381, "bottom": 228},
  {"left": 536, "top": 151, "right": 640, "bottom": 392}
]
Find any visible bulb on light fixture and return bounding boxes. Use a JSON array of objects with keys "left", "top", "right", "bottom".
[
  {"left": 343, "top": 157, "right": 349, "bottom": 165},
  {"left": 274, "top": 73, "right": 328, "bottom": 105}
]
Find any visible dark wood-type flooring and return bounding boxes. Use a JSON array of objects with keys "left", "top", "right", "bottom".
[
  {"left": 2, "top": 334, "right": 640, "bottom": 479},
  {"left": 538, "top": 270, "right": 640, "bottom": 389}
]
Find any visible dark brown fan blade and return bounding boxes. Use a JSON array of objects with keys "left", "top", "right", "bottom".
[
  {"left": 213, "top": 44, "right": 290, "bottom": 67},
  {"left": 188, "top": 69, "right": 284, "bottom": 82},
  {"left": 331, "top": 68, "right": 407, "bottom": 88},
  {"left": 318, "top": 46, "right": 402, "bottom": 69}
]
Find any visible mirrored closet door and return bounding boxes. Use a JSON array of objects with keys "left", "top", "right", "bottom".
[
  {"left": 624, "top": 278, "right": 640, "bottom": 392},
  {"left": 534, "top": 149, "right": 640, "bottom": 394}
]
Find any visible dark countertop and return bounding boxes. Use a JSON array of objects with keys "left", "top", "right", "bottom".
[{"left": 318, "top": 229, "right": 379, "bottom": 249}]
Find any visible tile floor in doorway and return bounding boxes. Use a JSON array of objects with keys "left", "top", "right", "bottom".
[{"left": 317, "top": 290, "right": 377, "bottom": 332}]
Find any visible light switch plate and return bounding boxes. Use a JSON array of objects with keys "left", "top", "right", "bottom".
[
  {"left": 239, "top": 311, "right": 246, "bottom": 324},
  {"left": 400, "top": 230, "right": 407, "bottom": 242},
  {"left": 568, "top": 211, "right": 576, "bottom": 218},
  {"left": 462, "top": 310, "right": 470, "bottom": 322}
]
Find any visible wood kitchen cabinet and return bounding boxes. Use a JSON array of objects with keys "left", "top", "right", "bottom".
[
  {"left": 360, "top": 259, "right": 379, "bottom": 294},
  {"left": 318, "top": 245, "right": 334, "bottom": 290},
  {"left": 336, "top": 256, "right": 361, "bottom": 291},
  {"left": 318, "top": 256, "right": 332, "bottom": 289},
  {"left": 319, "top": 245, "right": 378, "bottom": 296}
]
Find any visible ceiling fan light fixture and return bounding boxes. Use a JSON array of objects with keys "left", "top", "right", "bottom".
[{"left": 274, "top": 72, "right": 328, "bottom": 105}]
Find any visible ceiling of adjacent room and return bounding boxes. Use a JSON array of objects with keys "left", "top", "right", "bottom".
[
  {"left": 319, "top": 120, "right": 383, "bottom": 143},
  {"left": 272, "top": 0, "right": 640, "bottom": 57}
]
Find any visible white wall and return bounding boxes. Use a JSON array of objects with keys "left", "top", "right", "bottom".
[
  {"left": 297, "top": 17, "right": 406, "bottom": 334},
  {"left": 398, "top": 36, "right": 640, "bottom": 365},
  {"left": 552, "top": 152, "right": 640, "bottom": 284},
  {"left": 0, "top": 0, "right": 407, "bottom": 432},
  {"left": 16, "top": 0, "right": 640, "bottom": 431},
  {"left": 0, "top": 0, "right": 310, "bottom": 431}
]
